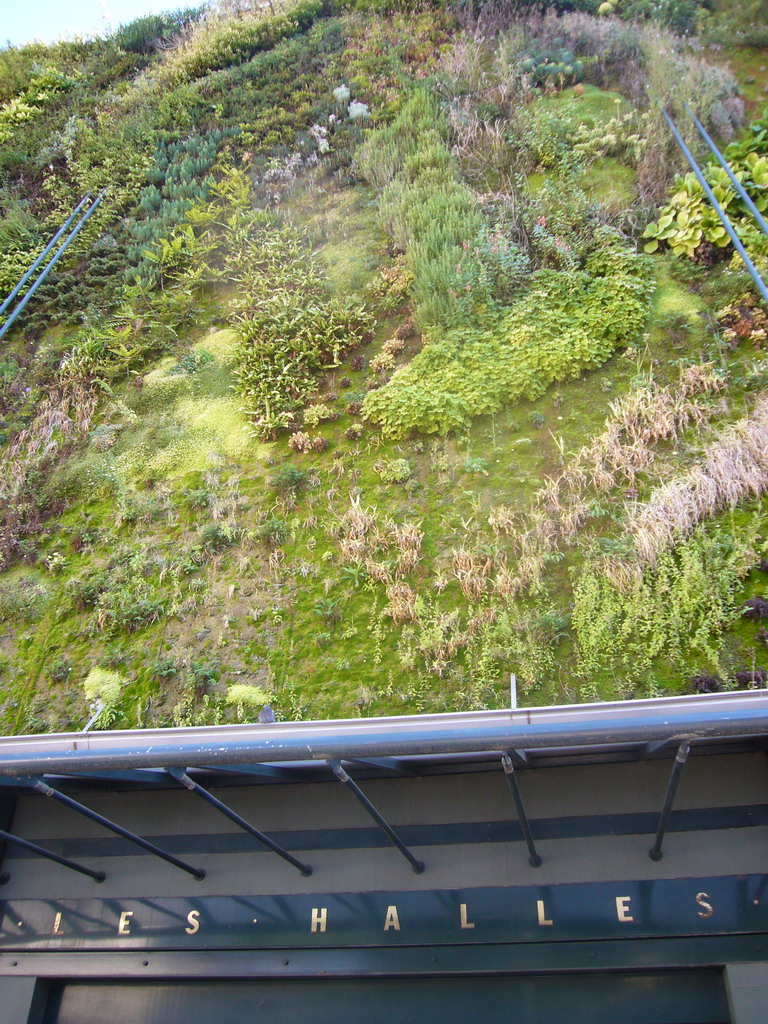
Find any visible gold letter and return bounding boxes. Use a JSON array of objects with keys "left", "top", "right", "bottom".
[
  {"left": 52, "top": 912, "right": 63, "bottom": 935},
  {"left": 118, "top": 911, "right": 134, "bottom": 935},
  {"left": 311, "top": 908, "right": 327, "bottom": 933},
  {"left": 537, "top": 900, "right": 553, "bottom": 926},
  {"left": 185, "top": 910, "right": 200, "bottom": 935},
  {"left": 695, "top": 892, "right": 714, "bottom": 919},
  {"left": 615, "top": 897, "right": 634, "bottom": 922},
  {"left": 384, "top": 906, "right": 400, "bottom": 931},
  {"left": 460, "top": 903, "right": 475, "bottom": 930}
]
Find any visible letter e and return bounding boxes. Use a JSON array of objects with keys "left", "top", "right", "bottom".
[
  {"left": 118, "top": 911, "right": 134, "bottom": 935},
  {"left": 616, "top": 897, "right": 634, "bottom": 923}
]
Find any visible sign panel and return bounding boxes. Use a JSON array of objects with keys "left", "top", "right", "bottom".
[{"left": 0, "top": 874, "right": 766, "bottom": 951}]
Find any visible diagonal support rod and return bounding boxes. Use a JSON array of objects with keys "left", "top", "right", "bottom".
[
  {"left": 166, "top": 767, "right": 312, "bottom": 876},
  {"left": 649, "top": 740, "right": 690, "bottom": 861},
  {"left": 17, "top": 776, "right": 205, "bottom": 880},
  {"left": 501, "top": 752, "right": 542, "bottom": 867},
  {"left": 0, "top": 828, "right": 105, "bottom": 882},
  {"left": 328, "top": 759, "right": 424, "bottom": 873}
]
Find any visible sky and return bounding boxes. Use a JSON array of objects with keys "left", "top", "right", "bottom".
[{"left": 2, "top": 0, "right": 191, "bottom": 48}]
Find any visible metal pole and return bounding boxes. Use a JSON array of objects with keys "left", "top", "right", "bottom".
[
  {"left": 501, "top": 752, "right": 542, "bottom": 867},
  {"left": 661, "top": 108, "right": 768, "bottom": 305},
  {"left": 0, "top": 828, "right": 105, "bottom": 881},
  {"left": 649, "top": 740, "right": 690, "bottom": 861},
  {"left": 166, "top": 767, "right": 312, "bottom": 876},
  {"left": 18, "top": 776, "right": 205, "bottom": 880},
  {"left": 683, "top": 103, "right": 768, "bottom": 240},
  {"left": 328, "top": 760, "right": 425, "bottom": 873},
  {"left": 0, "top": 190, "right": 106, "bottom": 340},
  {"left": 0, "top": 194, "right": 91, "bottom": 317}
]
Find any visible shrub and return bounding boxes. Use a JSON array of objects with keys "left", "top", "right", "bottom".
[
  {"left": 374, "top": 458, "right": 412, "bottom": 483},
  {"left": 303, "top": 403, "right": 335, "bottom": 428},
  {"left": 364, "top": 231, "right": 653, "bottom": 438},
  {"left": 271, "top": 464, "right": 307, "bottom": 493}
]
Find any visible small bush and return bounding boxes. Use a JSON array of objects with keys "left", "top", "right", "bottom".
[
  {"left": 271, "top": 464, "right": 307, "bottom": 493},
  {"left": 374, "top": 458, "right": 412, "bottom": 483}
]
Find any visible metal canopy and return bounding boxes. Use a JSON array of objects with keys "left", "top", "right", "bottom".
[
  {"left": 0, "top": 692, "right": 765, "bottom": 778},
  {"left": 0, "top": 693, "right": 765, "bottom": 882}
]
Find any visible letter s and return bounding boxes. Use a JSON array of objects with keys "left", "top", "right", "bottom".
[{"left": 185, "top": 910, "right": 200, "bottom": 935}]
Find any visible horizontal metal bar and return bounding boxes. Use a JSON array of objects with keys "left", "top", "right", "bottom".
[
  {"left": 166, "top": 767, "right": 312, "bottom": 875},
  {"left": 0, "top": 828, "right": 105, "bottom": 881},
  {"left": 16, "top": 776, "right": 205, "bottom": 879},
  {"left": 0, "top": 692, "right": 765, "bottom": 774}
]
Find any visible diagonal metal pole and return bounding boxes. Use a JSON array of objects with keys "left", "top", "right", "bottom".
[
  {"left": 0, "top": 194, "right": 91, "bottom": 317},
  {"left": 0, "top": 190, "right": 106, "bottom": 340},
  {"left": 501, "top": 752, "right": 542, "bottom": 867},
  {"left": 166, "top": 767, "right": 312, "bottom": 876},
  {"left": 16, "top": 776, "right": 205, "bottom": 879},
  {"left": 0, "top": 827, "right": 105, "bottom": 881},
  {"left": 649, "top": 740, "right": 690, "bottom": 861},
  {"left": 661, "top": 108, "right": 768, "bottom": 305},
  {"left": 328, "top": 760, "right": 424, "bottom": 873},
  {"left": 683, "top": 103, "right": 768, "bottom": 240}
]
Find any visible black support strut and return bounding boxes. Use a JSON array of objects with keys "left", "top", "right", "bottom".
[
  {"left": 0, "top": 828, "right": 105, "bottom": 882},
  {"left": 649, "top": 740, "right": 690, "bottom": 861},
  {"left": 17, "top": 776, "right": 205, "bottom": 879},
  {"left": 328, "top": 760, "right": 424, "bottom": 873},
  {"left": 166, "top": 767, "right": 312, "bottom": 876},
  {"left": 501, "top": 752, "right": 542, "bottom": 867}
]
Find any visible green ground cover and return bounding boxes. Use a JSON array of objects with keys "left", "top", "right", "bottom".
[{"left": 0, "top": 0, "right": 767, "bottom": 733}]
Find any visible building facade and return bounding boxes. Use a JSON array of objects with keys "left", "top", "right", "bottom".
[{"left": 0, "top": 692, "right": 766, "bottom": 1023}]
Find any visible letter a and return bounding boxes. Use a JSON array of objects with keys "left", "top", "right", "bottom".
[{"left": 384, "top": 906, "right": 400, "bottom": 931}]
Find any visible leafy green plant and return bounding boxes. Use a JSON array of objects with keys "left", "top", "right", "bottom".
[
  {"left": 364, "top": 230, "right": 653, "bottom": 438},
  {"left": 644, "top": 109, "right": 768, "bottom": 259}
]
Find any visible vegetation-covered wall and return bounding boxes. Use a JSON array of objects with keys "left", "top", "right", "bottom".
[{"left": 0, "top": 0, "right": 767, "bottom": 732}]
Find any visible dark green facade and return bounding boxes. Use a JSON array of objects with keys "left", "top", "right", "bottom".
[{"left": 0, "top": 705, "right": 767, "bottom": 1022}]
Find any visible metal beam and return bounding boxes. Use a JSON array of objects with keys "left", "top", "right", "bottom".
[
  {"left": 195, "top": 764, "right": 306, "bottom": 782},
  {"left": 0, "top": 828, "right": 105, "bottom": 882},
  {"left": 501, "top": 753, "right": 542, "bottom": 867},
  {"left": 0, "top": 692, "right": 764, "bottom": 774},
  {"left": 649, "top": 741, "right": 690, "bottom": 861},
  {"left": 15, "top": 776, "right": 205, "bottom": 880},
  {"left": 341, "top": 757, "right": 412, "bottom": 775},
  {"left": 166, "top": 767, "right": 312, "bottom": 876},
  {"left": 328, "top": 760, "right": 424, "bottom": 873}
]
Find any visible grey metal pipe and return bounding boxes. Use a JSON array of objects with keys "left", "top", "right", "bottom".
[
  {"left": 501, "top": 753, "right": 542, "bottom": 867},
  {"left": 18, "top": 776, "right": 205, "bottom": 880},
  {"left": 0, "top": 190, "right": 106, "bottom": 340},
  {"left": 329, "top": 760, "right": 424, "bottom": 873},
  {"left": 649, "top": 740, "right": 690, "bottom": 861},
  {"left": 661, "top": 108, "right": 768, "bottom": 305},
  {"left": 166, "top": 767, "right": 312, "bottom": 875},
  {"left": 0, "top": 194, "right": 91, "bottom": 317},
  {"left": 0, "top": 827, "right": 105, "bottom": 882},
  {"left": 0, "top": 693, "right": 765, "bottom": 775},
  {"left": 683, "top": 103, "right": 768, "bottom": 240}
]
